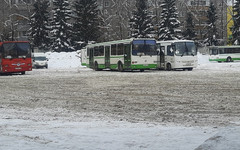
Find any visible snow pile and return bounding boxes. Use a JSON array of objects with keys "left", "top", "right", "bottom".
[
  {"left": 197, "top": 52, "right": 210, "bottom": 64},
  {"left": 45, "top": 51, "right": 81, "bottom": 69}
]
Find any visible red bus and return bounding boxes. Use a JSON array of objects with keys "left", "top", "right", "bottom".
[{"left": 0, "top": 41, "right": 32, "bottom": 74}]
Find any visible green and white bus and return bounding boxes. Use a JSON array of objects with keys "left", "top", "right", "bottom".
[
  {"left": 157, "top": 40, "right": 198, "bottom": 71},
  {"left": 81, "top": 38, "right": 158, "bottom": 71},
  {"left": 209, "top": 46, "right": 240, "bottom": 62}
]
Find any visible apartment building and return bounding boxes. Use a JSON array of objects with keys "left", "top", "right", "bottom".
[{"left": 179, "top": 0, "right": 228, "bottom": 42}]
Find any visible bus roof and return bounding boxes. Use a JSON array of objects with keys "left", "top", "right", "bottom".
[
  {"left": 0, "top": 41, "right": 29, "bottom": 46},
  {"left": 208, "top": 45, "right": 240, "bottom": 48},
  {"left": 86, "top": 38, "right": 155, "bottom": 48},
  {"left": 156, "top": 40, "right": 194, "bottom": 44}
]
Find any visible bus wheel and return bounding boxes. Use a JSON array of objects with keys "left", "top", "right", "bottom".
[
  {"left": 226, "top": 57, "right": 232, "bottom": 62},
  {"left": 140, "top": 69, "right": 144, "bottom": 72},
  {"left": 21, "top": 71, "right": 25, "bottom": 75},
  {"left": 94, "top": 62, "right": 99, "bottom": 71},
  {"left": 188, "top": 68, "right": 193, "bottom": 71},
  {"left": 118, "top": 62, "right": 123, "bottom": 72},
  {"left": 166, "top": 63, "right": 172, "bottom": 71}
]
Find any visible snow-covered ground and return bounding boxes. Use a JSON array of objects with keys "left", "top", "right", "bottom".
[{"left": 0, "top": 52, "right": 240, "bottom": 150}]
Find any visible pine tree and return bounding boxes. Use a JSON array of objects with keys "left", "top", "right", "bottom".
[
  {"left": 183, "top": 12, "right": 196, "bottom": 40},
  {"left": 129, "top": 0, "right": 155, "bottom": 38},
  {"left": 30, "top": 0, "right": 50, "bottom": 51},
  {"left": 231, "top": 0, "right": 240, "bottom": 45},
  {"left": 73, "top": 0, "right": 102, "bottom": 48},
  {"left": 158, "top": 0, "right": 181, "bottom": 41},
  {"left": 50, "top": 0, "right": 74, "bottom": 52},
  {"left": 205, "top": 2, "right": 218, "bottom": 46}
]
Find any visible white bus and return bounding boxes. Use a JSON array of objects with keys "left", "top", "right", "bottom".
[
  {"left": 157, "top": 40, "right": 198, "bottom": 71},
  {"left": 81, "top": 38, "right": 158, "bottom": 71},
  {"left": 209, "top": 46, "right": 240, "bottom": 62}
]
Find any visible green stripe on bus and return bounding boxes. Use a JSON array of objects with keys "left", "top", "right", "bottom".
[
  {"left": 82, "top": 63, "right": 87, "bottom": 66},
  {"left": 88, "top": 63, "right": 158, "bottom": 70},
  {"left": 210, "top": 58, "right": 240, "bottom": 62},
  {"left": 90, "top": 56, "right": 125, "bottom": 59},
  {"left": 110, "top": 56, "right": 124, "bottom": 59},
  {"left": 209, "top": 59, "right": 226, "bottom": 62},
  {"left": 130, "top": 64, "right": 157, "bottom": 69}
]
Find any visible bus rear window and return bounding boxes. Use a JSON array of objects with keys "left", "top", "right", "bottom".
[{"left": 132, "top": 40, "right": 157, "bottom": 56}]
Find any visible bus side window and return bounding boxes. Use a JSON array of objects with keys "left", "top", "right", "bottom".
[
  {"left": 94, "top": 47, "right": 99, "bottom": 56},
  {"left": 219, "top": 48, "right": 224, "bottom": 54},
  {"left": 160, "top": 46, "right": 165, "bottom": 55},
  {"left": 167, "top": 46, "right": 174, "bottom": 56},
  {"left": 111, "top": 44, "right": 117, "bottom": 55},
  {"left": 99, "top": 46, "right": 104, "bottom": 56},
  {"left": 117, "top": 44, "right": 123, "bottom": 55},
  {"left": 87, "top": 48, "right": 90, "bottom": 56}
]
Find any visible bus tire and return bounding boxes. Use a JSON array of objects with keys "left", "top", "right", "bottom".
[
  {"left": 226, "top": 57, "right": 232, "bottom": 62},
  {"left": 94, "top": 62, "right": 100, "bottom": 71},
  {"left": 118, "top": 62, "right": 123, "bottom": 72},
  {"left": 188, "top": 68, "right": 193, "bottom": 71},
  {"left": 140, "top": 69, "right": 144, "bottom": 72},
  {"left": 21, "top": 71, "right": 25, "bottom": 75},
  {"left": 166, "top": 63, "right": 172, "bottom": 71}
]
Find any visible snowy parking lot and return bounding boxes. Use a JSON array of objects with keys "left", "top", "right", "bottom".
[{"left": 0, "top": 52, "right": 240, "bottom": 150}]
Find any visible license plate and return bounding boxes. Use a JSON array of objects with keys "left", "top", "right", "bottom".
[{"left": 184, "top": 63, "right": 193, "bottom": 66}]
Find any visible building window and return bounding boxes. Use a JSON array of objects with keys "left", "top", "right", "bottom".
[
  {"left": 190, "top": 0, "right": 207, "bottom": 6},
  {"left": 104, "top": 9, "right": 108, "bottom": 15},
  {"left": 104, "top": 1, "right": 109, "bottom": 7}
]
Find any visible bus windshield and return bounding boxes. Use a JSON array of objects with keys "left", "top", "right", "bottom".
[
  {"left": 132, "top": 40, "right": 157, "bottom": 56},
  {"left": 3, "top": 42, "right": 31, "bottom": 59},
  {"left": 175, "top": 42, "right": 197, "bottom": 56},
  {"left": 209, "top": 48, "right": 219, "bottom": 55}
]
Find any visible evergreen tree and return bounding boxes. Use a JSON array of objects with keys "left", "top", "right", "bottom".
[
  {"left": 73, "top": 0, "right": 102, "bottom": 48},
  {"left": 158, "top": 0, "right": 181, "bottom": 41},
  {"left": 50, "top": 0, "right": 74, "bottom": 52},
  {"left": 30, "top": 0, "right": 50, "bottom": 50},
  {"left": 129, "top": 0, "right": 155, "bottom": 38},
  {"left": 183, "top": 12, "right": 196, "bottom": 40},
  {"left": 205, "top": 2, "right": 218, "bottom": 46},
  {"left": 231, "top": 0, "right": 240, "bottom": 45}
]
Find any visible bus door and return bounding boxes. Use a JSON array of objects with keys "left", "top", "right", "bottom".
[
  {"left": 157, "top": 45, "right": 166, "bottom": 69},
  {"left": 105, "top": 46, "right": 110, "bottom": 68},
  {"left": 89, "top": 48, "right": 94, "bottom": 69},
  {"left": 160, "top": 46, "right": 165, "bottom": 69},
  {"left": 124, "top": 44, "right": 131, "bottom": 69}
]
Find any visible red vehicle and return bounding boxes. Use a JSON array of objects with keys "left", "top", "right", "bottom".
[{"left": 0, "top": 41, "right": 32, "bottom": 74}]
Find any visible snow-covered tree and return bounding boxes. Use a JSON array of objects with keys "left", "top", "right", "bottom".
[
  {"left": 129, "top": 0, "right": 155, "bottom": 38},
  {"left": 183, "top": 12, "right": 196, "bottom": 40},
  {"left": 158, "top": 0, "right": 182, "bottom": 41},
  {"left": 231, "top": 0, "right": 240, "bottom": 45},
  {"left": 29, "top": 0, "right": 50, "bottom": 50},
  {"left": 205, "top": 2, "right": 218, "bottom": 46},
  {"left": 50, "top": 0, "right": 74, "bottom": 52},
  {"left": 72, "top": 0, "right": 102, "bottom": 48}
]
